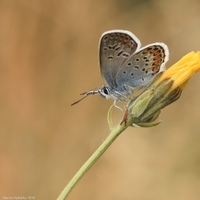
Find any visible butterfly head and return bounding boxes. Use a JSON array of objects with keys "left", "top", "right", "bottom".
[
  {"left": 98, "top": 86, "right": 112, "bottom": 99},
  {"left": 71, "top": 86, "right": 113, "bottom": 106}
]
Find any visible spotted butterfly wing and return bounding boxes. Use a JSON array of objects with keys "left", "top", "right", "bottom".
[
  {"left": 115, "top": 43, "right": 169, "bottom": 95},
  {"left": 99, "top": 30, "right": 141, "bottom": 89}
]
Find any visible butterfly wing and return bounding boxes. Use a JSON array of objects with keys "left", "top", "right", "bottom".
[
  {"left": 115, "top": 43, "right": 169, "bottom": 94},
  {"left": 99, "top": 30, "right": 141, "bottom": 88}
]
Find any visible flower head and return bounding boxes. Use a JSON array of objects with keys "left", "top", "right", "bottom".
[{"left": 122, "top": 52, "right": 200, "bottom": 127}]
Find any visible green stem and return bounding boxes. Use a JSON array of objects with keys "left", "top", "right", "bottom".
[{"left": 57, "top": 123, "right": 127, "bottom": 200}]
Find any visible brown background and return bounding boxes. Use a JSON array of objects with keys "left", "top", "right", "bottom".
[{"left": 0, "top": 0, "right": 200, "bottom": 199}]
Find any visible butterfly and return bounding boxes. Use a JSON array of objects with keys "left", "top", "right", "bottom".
[{"left": 71, "top": 30, "right": 169, "bottom": 106}]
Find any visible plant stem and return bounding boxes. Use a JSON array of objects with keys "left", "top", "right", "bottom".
[{"left": 57, "top": 123, "right": 127, "bottom": 200}]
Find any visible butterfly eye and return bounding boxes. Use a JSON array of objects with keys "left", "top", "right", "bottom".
[
  {"left": 98, "top": 86, "right": 111, "bottom": 99},
  {"left": 103, "top": 86, "right": 110, "bottom": 95}
]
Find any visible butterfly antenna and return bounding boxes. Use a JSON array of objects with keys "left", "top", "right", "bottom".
[{"left": 71, "top": 89, "right": 99, "bottom": 106}]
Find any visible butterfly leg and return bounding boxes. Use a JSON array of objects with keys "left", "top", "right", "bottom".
[{"left": 113, "top": 99, "right": 123, "bottom": 111}]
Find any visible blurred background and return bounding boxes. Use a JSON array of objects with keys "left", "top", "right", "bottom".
[{"left": 0, "top": 0, "right": 200, "bottom": 199}]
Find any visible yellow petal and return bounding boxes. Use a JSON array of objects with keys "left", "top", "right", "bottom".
[{"left": 159, "top": 52, "right": 200, "bottom": 90}]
